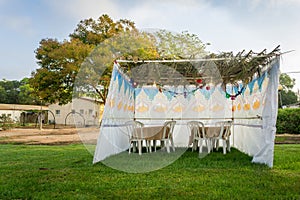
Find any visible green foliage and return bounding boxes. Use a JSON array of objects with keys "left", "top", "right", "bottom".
[
  {"left": 279, "top": 73, "right": 295, "bottom": 89},
  {"left": 0, "top": 144, "right": 299, "bottom": 199},
  {"left": 70, "top": 14, "right": 136, "bottom": 45},
  {"left": 0, "top": 114, "right": 14, "bottom": 130},
  {"left": 155, "top": 30, "right": 208, "bottom": 59},
  {"left": 277, "top": 108, "right": 300, "bottom": 134},
  {"left": 279, "top": 90, "right": 298, "bottom": 107},
  {"left": 30, "top": 38, "right": 93, "bottom": 104},
  {"left": 0, "top": 79, "right": 20, "bottom": 103},
  {"left": 32, "top": 14, "right": 209, "bottom": 105},
  {"left": 75, "top": 31, "right": 160, "bottom": 103},
  {"left": 31, "top": 14, "right": 138, "bottom": 105},
  {"left": 0, "top": 78, "right": 39, "bottom": 105},
  {"left": 278, "top": 73, "right": 298, "bottom": 107}
]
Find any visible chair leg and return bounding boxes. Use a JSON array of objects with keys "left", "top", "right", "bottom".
[
  {"left": 199, "top": 140, "right": 202, "bottom": 153},
  {"left": 206, "top": 139, "right": 211, "bottom": 153},
  {"left": 216, "top": 139, "right": 220, "bottom": 151},
  {"left": 171, "top": 138, "right": 175, "bottom": 152},
  {"left": 166, "top": 141, "right": 170, "bottom": 153},
  {"left": 226, "top": 139, "right": 231, "bottom": 152},
  {"left": 129, "top": 142, "right": 131, "bottom": 154},
  {"left": 192, "top": 140, "right": 197, "bottom": 152},
  {"left": 132, "top": 141, "right": 137, "bottom": 153},
  {"left": 161, "top": 141, "right": 165, "bottom": 150},
  {"left": 138, "top": 140, "right": 142, "bottom": 155},
  {"left": 145, "top": 140, "right": 149, "bottom": 153},
  {"left": 149, "top": 140, "right": 152, "bottom": 153},
  {"left": 210, "top": 139, "right": 214, "bottom": 152},
  {"left": 146, "top": 140, "right": 151, "bottom": 153},
  {"left": 222, "top": 140, "right": 226, "bottom": 154}
]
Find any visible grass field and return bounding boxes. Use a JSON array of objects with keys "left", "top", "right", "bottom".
[{"left": 0, "top": 144, "right": 299, "bottom": 199}]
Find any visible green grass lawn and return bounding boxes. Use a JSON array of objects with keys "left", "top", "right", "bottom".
[{"left": 0, "top": 144, "right": 299, "bottom": 199}]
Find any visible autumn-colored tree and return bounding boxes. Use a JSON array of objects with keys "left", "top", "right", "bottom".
[
  {"left": 30, "top": 38, "right": 93, "bottom": 104},
  {"left": 70, "top": 14, "right": 136, "bottom": 45},
  {"left": 30, "top": 14, "right": 139, "bottom": 105},
  {"left": 30, "top": 14, "right": 208, "bottom": 105},
  {"left": 74, "top": 31, "right": 159, "bottom": 104}
]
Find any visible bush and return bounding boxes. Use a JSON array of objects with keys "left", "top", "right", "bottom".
[
  {"left": 0, "top": 114, "right": 15, "bottom": 130},
  {"left": 277, "top": 108, "right": 300, "bottom": 134}
]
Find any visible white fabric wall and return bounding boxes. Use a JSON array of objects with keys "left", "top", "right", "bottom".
[
  {"left": 233, "top": 58, "right": 279, "bottom": 167},
  {"left": 135, "top": 85, "right": 233, "bottom": 120},
  {"left": 93, "top": 63, "right": 134, "bottom": 163}
]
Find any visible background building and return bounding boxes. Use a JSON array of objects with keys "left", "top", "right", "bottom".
[{"left": 48, "top": 97, "right": 103, "bottom": 127}]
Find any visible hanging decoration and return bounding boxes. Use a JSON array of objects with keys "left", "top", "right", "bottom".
[
  {"left": 196, "top": 79, "right": 203, "bottom": 84},
  {"left": 147, "top": 76, "right": 208, "bottom": 99},
  {"left": 155, "top": 83, "right": 210, "bottom": 99},
  {"left": 225, "top": 86, "right": 245, "bottom": 100}
]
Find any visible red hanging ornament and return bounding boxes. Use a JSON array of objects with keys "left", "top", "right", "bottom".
[
  {"left": 231, "top": 96, "right": 236, "bottom": 100},
  {"left": 196, "top": 79, "right": 203, "bottom": 84},
  {"left": 206, "top": 85, "right": 210, "bottom": 90}
]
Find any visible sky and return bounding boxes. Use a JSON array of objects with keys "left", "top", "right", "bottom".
[{"left": 1, "top": 0, "right": 300, "bottom": 90}]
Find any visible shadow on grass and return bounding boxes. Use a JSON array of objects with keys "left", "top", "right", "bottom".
[
  {"left": 100, "top": 147, "right": 265, "bottom": 173},
  {"left": 101, "top": 147, "right": 188, "bottom": 173}
]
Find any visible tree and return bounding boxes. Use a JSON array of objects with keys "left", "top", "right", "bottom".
[
  {"left": 30, "top": 38, "right": 92, "bottom": 104},
  {"left": 280, "top": 73, "right": 295, "bottom": 90},
  {"left": 155, "top": 30, "right": 208, "bottom": 59},
  {"left": 18, "top": 78, "right": 40, "bottom": 105},
  {"left": 278, "top": 73, "right": 298, "bottom": 107},
  {"left": 280, "top": 90, "right": 298, "bottom": 106},
  {"left": 70, "top": 14, "right": 136, "bottom": 45},
  {"left": 74, "top": 31, "right": 160, "bottom": 104},
  {"left": 0, "top": 79, "right": 19, "bottom": 104},
  {"left": 0, "top": 78, "right": 38, "bottom": 105},
  {"left": 0, "top": 84, "right": 7, "bottom": 103},
  {"left": 31, "top": 14, "right": 209, "bottom": 105},
  {"left": 31, "top": 14, "right": 138, "bottom": 105}
]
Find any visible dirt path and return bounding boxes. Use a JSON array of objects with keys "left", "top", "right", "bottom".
[
  {"left": 0, "top": 127, "right": 99, "bottom": 145},
  {"left": 0, "top": 128, "right": 299, "bottom": 145}
]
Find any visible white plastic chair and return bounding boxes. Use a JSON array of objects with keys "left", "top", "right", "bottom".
[
  {"left": 187, "top": 121, "right": 211, "bottom": 154},
  {"left": 213, "top": 120, "right": 233, "bottom": 154},
  {"left": 125, "top": 120, "right": 144, "bottom": 155},
  {"left": 159, "top": 121, "right": 176, "bottom": 153}
]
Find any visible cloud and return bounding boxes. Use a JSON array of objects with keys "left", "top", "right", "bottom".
[
  {"left": 44, "top": 0, "right": 119, "bottom": 21},
  {"left": 250, "top": 0, "right": 300, "bottom": 8},
  {"left": 0, "top": 15, "right": 35, "bottom": 36}
]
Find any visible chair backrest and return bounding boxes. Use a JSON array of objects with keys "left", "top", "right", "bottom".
[
  {"left": 125, "top": 120, "right": 144, "bottom": 139},
  {"left": 187, "top": 121, "right": 206, "bottom": 138},
  {"left": 162, "top": 121, "right": 176, "bottom": 139},
  {"left": 215, "top": 120, "right": 233, "bottom": 139}
]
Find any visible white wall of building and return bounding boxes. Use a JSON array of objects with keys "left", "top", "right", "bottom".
[
  {"left": 0, "top": 110, "right": 22, "bottom": 122},
  {"left": 48, "top": 98, "right": 102, "bottom": 126}
]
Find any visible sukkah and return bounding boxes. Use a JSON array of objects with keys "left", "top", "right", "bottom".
[{"left": 93, "top": 45, "right": 281, "bottom": 171}]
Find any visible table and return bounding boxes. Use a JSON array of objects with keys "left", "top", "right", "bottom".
[
  {"left": 189, "top": 125, "right": 231, "bottom": 145},
  {"left": 134, "top": 126, "right": 169, "bottom": 140},
  {"left": 133, "top": 126, "right": 170, "bottom": 153}
]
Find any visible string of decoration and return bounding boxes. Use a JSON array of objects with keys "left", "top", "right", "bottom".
[
  {"left": 156, "top": 79, "right": 211, "bottom": 98},
  {"left": 225, "top": 86, "right": 245, "bottom": 100}
]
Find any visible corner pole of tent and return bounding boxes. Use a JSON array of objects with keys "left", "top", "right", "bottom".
[{"left": 231, "top": 84, "right": 235, "bottom": 146}]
